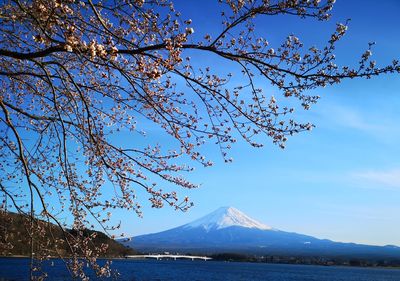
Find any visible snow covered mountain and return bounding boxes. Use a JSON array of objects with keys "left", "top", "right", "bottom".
[
  {"left": 122, "top": 207, "right": 400, "bottom": 259},
  {"left": 183, "top": 206, "right": 272, "bottom": 231}
]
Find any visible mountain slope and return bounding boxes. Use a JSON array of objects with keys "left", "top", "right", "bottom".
[
  {"left": 0, "top": 211, "right": 135, "bottom": 257},
  {"left": 123, "top": 207, "right": 400, "bottom": 259},
  {"left": 183, "top": 206, "right": 272, "bottom": 231}
]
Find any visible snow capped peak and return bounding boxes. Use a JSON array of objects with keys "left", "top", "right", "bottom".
[{"left": 183, "top": 206, "right": 272, "bottom": 231}]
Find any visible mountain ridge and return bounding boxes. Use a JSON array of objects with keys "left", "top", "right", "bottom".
[
  {"left": 182, "top": 206, "right": 273, "bottom": 231},
  {"left": 122, "top": 206, "right": 400, "bottom": 260},
  {"left": 0, "top": 211, "right": 135, "bottom": 257}
]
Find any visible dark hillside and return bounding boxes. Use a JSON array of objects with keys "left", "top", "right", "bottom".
[{"left": 0, "top": 211, "right": 134, "bottom": 257}]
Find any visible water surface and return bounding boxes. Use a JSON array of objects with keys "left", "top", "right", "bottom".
[{"left": 1, "top": 257, "right": 399, "bottom": 280}]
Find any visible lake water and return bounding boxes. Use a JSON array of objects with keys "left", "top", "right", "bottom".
[{"left": 1, "top": 257, "right": 400, "bottom": 281}]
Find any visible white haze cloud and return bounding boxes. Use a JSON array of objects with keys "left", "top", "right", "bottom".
[{"left": 352, "top": 169, "right": 400, "bottom": 189}]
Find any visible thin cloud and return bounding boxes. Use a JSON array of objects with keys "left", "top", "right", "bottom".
[
  {"left": 321, "top": 105, "right": 385, "bottom": 133},
  {"left": 352, "top": 169, "right": 400, "bottom": 189},
  {"left": 315, "top": 103, "right": 400, "bottom": 143}
]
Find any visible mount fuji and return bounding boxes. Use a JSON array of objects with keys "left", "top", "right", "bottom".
[
  {"left": 183, "top": 206, "right": 272, "bottom": 231},
  {"left": 122, "top": 207, "right": 400, "bottom": 259}
]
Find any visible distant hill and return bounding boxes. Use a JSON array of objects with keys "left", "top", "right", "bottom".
[
  {"left": 0, "top": 211, "right": 135, "bottom": 257},
  {"left": 122, "top": 207, "right": 400, "bottom": 264}
]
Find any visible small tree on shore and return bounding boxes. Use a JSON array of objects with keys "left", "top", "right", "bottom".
[{"left": 0, "top": 0, "right": 398, "bottom": 279}]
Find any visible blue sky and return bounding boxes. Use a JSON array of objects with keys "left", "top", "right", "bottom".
[{"left": 112, "top": 1, "right": 400, "bottom": 246}]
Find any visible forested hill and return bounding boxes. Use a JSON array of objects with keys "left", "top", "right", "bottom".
[{"left": 0, "top": 211, "right": 134, "bottom": 258}]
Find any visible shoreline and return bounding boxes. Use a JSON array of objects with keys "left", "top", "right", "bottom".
[{"left": 1, "top": 255, "right": 399, "bottom": 270}]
